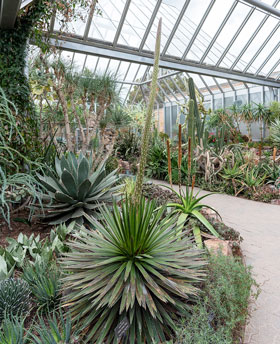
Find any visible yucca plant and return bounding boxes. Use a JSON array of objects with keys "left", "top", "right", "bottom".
[
  {"left": 270, "top": 118, "right": 280, "bottom": 146},
  {"left": 22, "top": 262, "right": 61, "bottom": 311},
  {"left": 37, "top": 152, "right": 121, "bottom": 224},
  {"left": 0, "top": 278, "right": 31, "bottom": 323},
  {"left": 30, "top": 311, "right": 82, "bottom": 344},
  {"left": 163, "top": 183, "right": 220, "bottom": 248},
  {"left": 0, "top": 317, "right": 29, "bottom": 344},
  {"left": 61, "top": 198, "right": 205, "bottom": 343}
]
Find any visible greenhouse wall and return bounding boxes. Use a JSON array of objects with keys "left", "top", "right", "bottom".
[{"left": 160, "top": 85, "right": 277, "bottom": 141}]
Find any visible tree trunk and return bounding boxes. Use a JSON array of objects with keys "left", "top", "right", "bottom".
[
  {"left": 55, "top": 87, "right": 73, "bottom": 152},
  {"left": 70, "top": 94, "right": 86, "bottom": 153}
]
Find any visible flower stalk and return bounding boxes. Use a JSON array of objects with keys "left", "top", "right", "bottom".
[
  {"left": 134, "top": 19, "right": 162, "bottom": 204},
  {"left": 167, "top": 139, "right": 172, "bottom": 187}
]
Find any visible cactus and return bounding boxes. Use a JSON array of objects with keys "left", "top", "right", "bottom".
[
  {"left": 0, "top": 278, "right": 31, "bottom": 323},
  {"left": 134, "top": 19, "right": 162, "bottom": 204},
  {"left": 188, "top": 78, "right": 200, "bottom": 136},
  {"left": 185, "top": 78, "right": 207, "bottom": 146}
]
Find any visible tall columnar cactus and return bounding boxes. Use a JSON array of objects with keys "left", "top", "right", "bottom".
[
  {"left": 188, "top": 78, "right": 200, "bottom": 137},
  {"left": 134, "top": 19, "right": 162, "bottom": 204},
  {"left": 187, "top": 99, "right": 195, "bottom": 157},
  {"left": 187, "top": 77, "right": 206, "bottom": 144}
]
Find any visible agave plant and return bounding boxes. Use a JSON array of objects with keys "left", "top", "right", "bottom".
[
  {"left": 22, "top": 262, "right": 61, "bottom": 311},
  {"left": 0, "top": 278, "right": 31, "bottom": 323},
  {"left": 163, "top": 184, "right": 220, "bottom": 248},
  {"left": 0, "top": 317, "right": 29, "bottom": 344},
  {"left": 61, "top": 198, "right": 205, "bottom": 343},
  {"left": 30, "top": 311, "right": 82, "bottom": 344},
  {"left": 270, "top": 118, "right": 280, "bottom": 146},
  {"left": 37, "top": 152, "right": 121, "bottom": 224}
]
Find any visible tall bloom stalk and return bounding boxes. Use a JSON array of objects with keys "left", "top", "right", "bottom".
[
  {"left": 167, "top": 139, "right": 172, "bottom": 187},
  {"left": 134, "top": 19, "right": 162, "bottom": 204}
]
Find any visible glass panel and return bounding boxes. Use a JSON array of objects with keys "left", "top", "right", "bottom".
[
  {"left": 247, "top": 27, "right": 280, "bottom": 74},
  {"left": 204, "top": 3, "right": 251, "bottom": 66},
  {"left": 118, "top": 0, "right": 155, "bottom": 48},
  {"left": 236, "top": 93, "right": 247, "bottom": 106},
  {"left": 232, "top": 16, "right": 279, "bottom": 72},
  {"left": 144, "top": 1, "right": 185, "bottom": 52},
  {"left": 72, "top": 53, "right": 87, "bottom": 71},
  {"left": 54, "top": 6, "right": 88, "bottom": 36},
  {"left": 83, "top": 55, "right": 99, "bottom": 72},
  {"left": 250, "top": 92, "right": 262, "bottom": 105},
  {"left": 186, "top": 0, "right": 235, "bottom": 62},
  {"left": 171, "top": 105, "right": 179, "bottom": 138},
  {"left": 258, "top": 46, "right": 280, "bottom": 76},
  {"left": 88, "top": 0, "right": 126, "bottom": 43},
  {"left": 225, "top": 96, "right": 233, "bottom": 108},
  {"left": 219, "top": 10, "right": 266, "bottom": 69},
  {"left": 265, "top": 90, "right": 272, "bottom": 105},
  {"left": 214, "top": 98, "right": 223, "bottom": 110}
]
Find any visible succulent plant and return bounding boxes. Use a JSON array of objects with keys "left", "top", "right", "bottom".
[
  {"left": 37, "top": 152, "right": 121, "bottom": 224},
  {"left": 0, "top": 278, "right": 31, "bottom": 323},
  {"left": 30, "top": 311, "right": 82, "bottom": 344}
]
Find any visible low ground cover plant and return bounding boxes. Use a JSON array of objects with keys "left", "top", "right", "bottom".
[{"left": 172, "top": 254, "right": 259, "bottom": 344}]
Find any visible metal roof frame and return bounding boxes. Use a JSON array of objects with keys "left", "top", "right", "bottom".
[
  {"left": 3, "top": 0, "right": 280, "bottom": 103},
  {"left": 0, "top": 0, "right": 21, "bottom": 29}
]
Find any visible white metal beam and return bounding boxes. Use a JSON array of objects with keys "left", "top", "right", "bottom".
[
  {"left": 0, "top": 0, "right": 21, "bottom": 29},
  {"left": 242, "top": 0, "right": 280, "bottom": 18},
  {"left": 47, "top": 37, "right": 280, "bottom": 88}
]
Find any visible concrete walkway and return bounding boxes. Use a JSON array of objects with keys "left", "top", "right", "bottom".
[{"left": 153, "top": 180, "right": 280, "bottom": 344}]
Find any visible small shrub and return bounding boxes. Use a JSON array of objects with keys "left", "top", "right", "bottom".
[
  {"left": 30, "top": 311, "right": 82, "bottom": 344},
  {"left": 61, "top": 198, "right": 206, "bottom": 343},
  {"left": 172, "top": 254, "right": 258, "bottom": 343},
  {"left": 22, "top": 262, "right": 61, "bottom": 311},
  {"left": 0, "top": 317, "right": 29, "bottom": 344},
  {"left": 0, "top": 278, "right": 31, "bottom": 323}
]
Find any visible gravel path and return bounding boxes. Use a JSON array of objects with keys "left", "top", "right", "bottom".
[{"left": 153, "top": 180, "right": 280, "bottom": 344}]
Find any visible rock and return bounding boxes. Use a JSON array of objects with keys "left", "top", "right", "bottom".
[
  {"left": 271, "top": 199, "right": 280, "bottom": 205},
  {"left": 204, "top": 239, "right": 232, "bottom": 256},
  {"left": 201, "top": 207, "right": 221, "bottom": 223}
]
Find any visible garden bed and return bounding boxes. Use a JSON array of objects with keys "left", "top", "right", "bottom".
[{"left": 0, "top": 183, "right": 257, "bottom": 343}]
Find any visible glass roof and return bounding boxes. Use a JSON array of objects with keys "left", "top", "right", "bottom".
[{"left": 24, "top": 0, "right": 280, "bottom": 102}]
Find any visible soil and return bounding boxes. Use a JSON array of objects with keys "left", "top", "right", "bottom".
[{"left": 0, "top": 210, "right": 53, "bottom": 247}]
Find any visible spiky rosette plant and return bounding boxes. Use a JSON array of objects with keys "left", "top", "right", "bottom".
[
  {"left": 61, "top": 198, "right": 205, "bottom": 343},
  {"left": 0, "top": 278, "right": 31, "bottom": 323},
  {"left": 37, "top": 152, "right": 121, "bottom": 224}
]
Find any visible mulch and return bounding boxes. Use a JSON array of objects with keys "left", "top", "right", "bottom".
[{"left": 0, "top": 209, "right": 53, "bottom": 247}]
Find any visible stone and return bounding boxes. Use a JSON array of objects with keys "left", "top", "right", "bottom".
[
  {"left": 204, "top": 239, "right": 232, "bottom": 256},
  {"left": 201, "top": 207, "right": 221, "bottom": 222},
  {"left": 271, "top": 199, "right": 280, "bottom": 205}
]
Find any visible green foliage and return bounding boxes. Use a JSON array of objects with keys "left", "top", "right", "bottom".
[
  {"left": 61, "top": 198, "right": 205, "bottom": 343},
  {"left": 172, "top": 254, "right": 258, "bottom": 344},
  {"left": 0, "top": 167, "right": 44, "bottom": 229},
  {"left": 241, "top": 167, "right": 267, "bottom": 192},
  {"left": 30, "top": 311, "right": 82, "bottom": 344},
  {"left": 0, "top": 278, "right": 31, "bottom": 323},
  {"left": 115, "top": 129, "right": 141, "bottom": 162},
  {"left": 37, "top": 152, "right": 121, "bottom": 224},
  {"left": 164, "top": 185, "right": 220, "bottom": 244},
  {"left": 0, "top": 317, "right": 29, "bottom": 344},
  {"left": 270, "top": 119, "right": 280, "bottom": 146},
  {"left": 0, "top": 255, "right": 14, "bottom": 281},
  {"left": 22, "top": 262, "right": 61, "bottom": 311}
]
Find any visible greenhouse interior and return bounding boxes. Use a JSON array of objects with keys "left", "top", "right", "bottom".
[{"left": 0, "top": 0, "right": 280, "bottom": 343}]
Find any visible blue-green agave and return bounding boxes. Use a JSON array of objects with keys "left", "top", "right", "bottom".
[{"left": 37, "top": 153, "right": 121, "bottom": 224}]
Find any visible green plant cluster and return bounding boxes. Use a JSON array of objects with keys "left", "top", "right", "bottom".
[
  {"left": 37, "top": 152, "right": 121, "bottom": 224},
  {"left": 172, "top": 254, "right": 259, "bottom": 344}
]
